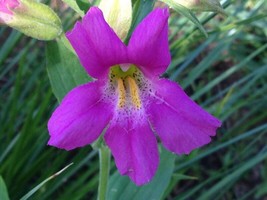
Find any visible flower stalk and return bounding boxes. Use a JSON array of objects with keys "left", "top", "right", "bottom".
[{"left": 97, "top": 145, "right": 111, "bottom": 200}]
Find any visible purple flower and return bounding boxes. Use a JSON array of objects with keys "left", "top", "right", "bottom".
[{"left": 48, "top": 7, "right": 221, "bottom": 185}]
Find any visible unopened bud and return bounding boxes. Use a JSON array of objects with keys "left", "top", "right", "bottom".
[
  {"left": 99, "top": 0, "right": 132, "bottom": 41},
  {"left": 0, "top": 0, "right": 62, "bottom": 40}
]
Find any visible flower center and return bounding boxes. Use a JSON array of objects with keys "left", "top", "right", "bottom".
[{"left": 109, "top": 65, "right": 143, "bottom": 109}]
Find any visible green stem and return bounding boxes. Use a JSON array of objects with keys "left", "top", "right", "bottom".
[{"left": 97, "top": 146, "right": 111, "bottom": 200}]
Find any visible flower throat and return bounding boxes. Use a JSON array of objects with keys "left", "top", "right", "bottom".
[{"left": 109, "top": 65, "right": 142, "bottom": 109}]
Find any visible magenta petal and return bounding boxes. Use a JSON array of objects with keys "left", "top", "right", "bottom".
[
  {"left": 147, "top": 79, "right": 221, "bottom": 155},
  {"left": 104, "top": 117, "right": 159, "bottom": 185},
  {"left": 48, "top": 81, "right": 113, "bottom": 150},
  {"left": 128, "top": 8, "right": 171, "bottom": 77},
  {"left": 66, "top": 7, "right": 128, "bottom": 79}
]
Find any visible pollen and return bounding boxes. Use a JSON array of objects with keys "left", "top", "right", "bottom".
[
  {"left": 126, "top": 76, "right": 141, "bottom": 109},
  {"left": 117, "top": 78, "right": 126, "bottom": 108}
]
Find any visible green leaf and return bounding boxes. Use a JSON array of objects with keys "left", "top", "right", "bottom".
[
  {"left": 161, "top": 0, "right": 208, "bottom": 37},
  {"left": 76, "top": 0, "right": 91, "bottom": 14},
  {"left": 255, "top": 181, "right": 267, "bottom": 198},
  {"left": 172, "top": 173, "right": 198, "bottom": 180},
  {"left": 107, "top": 147, "right": 175, "bottom": 200},
  {"left": 46, "top": 39, "right": 91, "bottom": 102},
  {"left": 62, "top": 0, "right": 84, "bottom": 16},
  {"left": 0, "top": 176, "right": 10, "bottom": 200},
  {"left": 198, "top": 150, "right": 267, "bottom": 200},
  {"left": 20, "top": 163, "right": 73, "bottom": 200}
]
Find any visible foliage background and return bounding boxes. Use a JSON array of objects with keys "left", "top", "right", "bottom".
[{"left": 0, "top": 0, "right": 267, "bottom": 199}]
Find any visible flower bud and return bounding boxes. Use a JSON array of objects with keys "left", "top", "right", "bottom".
[
  {"left": 99, "top": 0, "right": 132, "bottom": 41},
  {"left": 0, "top": 0, "right": 62, "bottom": 40}
]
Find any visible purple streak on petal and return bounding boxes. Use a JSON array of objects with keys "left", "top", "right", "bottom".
[
  {"left": 104, "top": 113, "right": 159, "bottom": 186},
  {"left": 147, "top": 79, "right": 221, "bottom": 155},
  {"left": 128, "top": 8, "right": 171, "bottom": 77},
  {"left": 66, "top": 7, "right": 128, "bottom": 79},
  {"left": 48, "top": 81, "right": 113, "bottom": 150}
]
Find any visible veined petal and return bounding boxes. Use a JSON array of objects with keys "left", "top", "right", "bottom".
[
  {"left": 66, "top": 7, "right": 128, "bottom": 79},
  {"left": 48, "top": 81, "right": 113, "bottom": 150},
  {"left": 104, "top": 110, "right": 159, "bottom": 185},
  {"left": 147, "top": 79, "right": 221, "bottom": 154},
  {"left": 128, "top": 8, "right": 171, "bottom": 77}
]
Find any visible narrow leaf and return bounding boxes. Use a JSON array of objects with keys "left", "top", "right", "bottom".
[
  {"left": 0, "top": 176, "right": 10, "bottom": 200},
  {"left": 62, "top": 0, "right": 84, "bottom": 16},
  {"left": 20, "top": 163, "right": 73, "bottom": 200},
  {"left": 161, "top": 0, "right": 208, "bottom": 37},
  {"left": 198, "top": 150, "right": 267, "bottom": 200}
]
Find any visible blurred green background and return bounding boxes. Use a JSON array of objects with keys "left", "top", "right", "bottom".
[{"left": 0, "top": 0, "right": 267, "bottom": 199}]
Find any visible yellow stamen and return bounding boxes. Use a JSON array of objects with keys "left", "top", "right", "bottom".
[
  {"left": 117, "top": 78, "right": 126, "bottom": 108},
  {"left": 126, "top": 76, "right": 141, "bottom": 109}
]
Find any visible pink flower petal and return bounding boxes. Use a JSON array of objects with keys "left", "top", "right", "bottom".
[
  {"left": 128, "top": 8, "right": 171, "bottom": 77},
  {"left": 104, "top": 111, "right": 159, "bottom": 185},
  {"left": 66, "top": 7, "right": 128, "bottom": 79},
  {"left": 48, "top": 81, "right": 113, "bottom": 150},
  {"left": 0, "top": 0, "right": 19, "bottom": 23},
  {"left": 147, "top": 79, "right": 221, "bottom": 154},
  {"left": 0, "top": 0, "right": 19, "bottom": 14}
]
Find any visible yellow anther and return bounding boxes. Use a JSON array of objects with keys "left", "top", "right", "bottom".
[
  {"left": 117, "top": 78, "right": 126, "bottom": 108},
  {"left": 126, "top": 76, "right": 141, "bottom": 109}
]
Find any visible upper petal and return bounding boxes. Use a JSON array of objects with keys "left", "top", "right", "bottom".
[
  {"left": 66, "top": 7, "right": 128, "bottom": 79},
  {"left": 48, "top": 81, "right": 113, "bottom": 150},
  {"left": 128, "top": 8, "right": 171, "bottom": 77},
  {"left": 104, "top": 110, "right": 159, "bottom": 185},
  {"left": 146, "top": 79, "right": 221, "bottom": 154}
]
